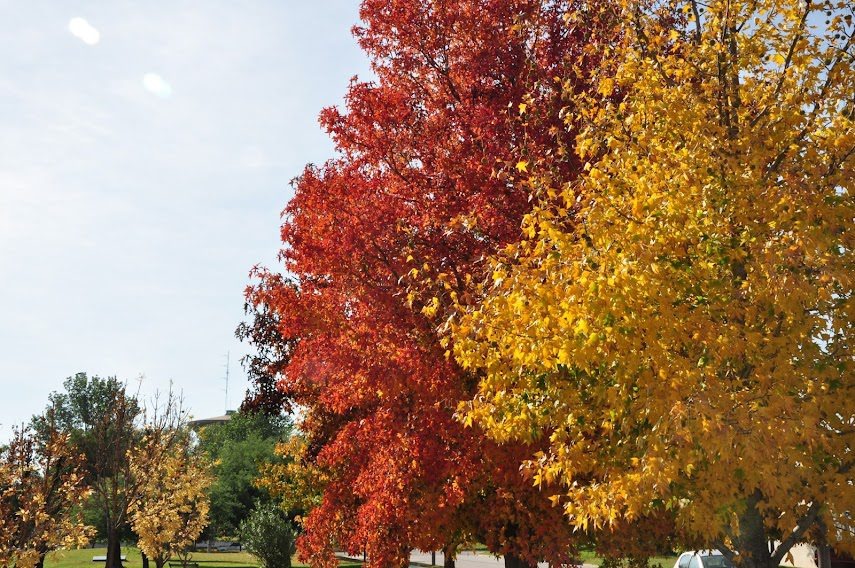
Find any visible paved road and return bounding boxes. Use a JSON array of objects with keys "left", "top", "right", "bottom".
[{"left": 341, "top": 550, "right": 598, "bottom": 568}]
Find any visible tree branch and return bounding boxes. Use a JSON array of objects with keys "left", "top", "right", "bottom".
[
  {"left": 713, "top": 539, "right": 739, "bottom": 565},
  {"left": 771, "top": 501, "right": 823, "bottom": 566},
  {"left": 750, "top": 0, "right": 812, "bottom": 128}
]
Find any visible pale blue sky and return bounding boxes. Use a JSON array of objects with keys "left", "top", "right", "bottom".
[{"left": 0, "top": 1, "right": 368, "bottom": 437}]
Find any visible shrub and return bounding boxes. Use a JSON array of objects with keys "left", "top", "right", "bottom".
[{"left": 240, "top": 503, "right": 296, "bottom": 568}]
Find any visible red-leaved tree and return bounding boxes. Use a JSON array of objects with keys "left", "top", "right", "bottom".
[{"left": 242, "top": 2, "right": 611, "bottom": 566}]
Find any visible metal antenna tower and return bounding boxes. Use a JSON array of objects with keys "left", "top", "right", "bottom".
[{"left": 224, "top": 351, "right": 230, "bottom": 413}]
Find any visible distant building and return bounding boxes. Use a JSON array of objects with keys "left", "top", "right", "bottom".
[{"left": 189, "top": 409, "right": 235, "bottom": 429}]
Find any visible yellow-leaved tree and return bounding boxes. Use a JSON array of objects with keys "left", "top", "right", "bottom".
[
  {"left": 451, "top": 0, "right": 853, "bottom": 567},
  {"left": 255, "top": 434, "right": 327, "bottom": 523},
  {"left": 129, "top": 432, "right": 212, "bottom": 568},
  {"left": 0, "top": 425, "right": 92, "bottom": 568}
]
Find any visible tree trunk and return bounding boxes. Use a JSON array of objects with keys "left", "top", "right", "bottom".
[
  {"left": 504, "top": 553, "right": 536, "bottom": 568},
  {"left": 141, "top": 550, "right": 149, "bottom": 568},
  {"left": 35, "top": 552, "right": 46, "bottom": 568},
  {"left": 105, "top": 527, "right": 123, "bottom": 568},
  {"left": 817, "top": 545, "right": 832, "bottom": 568},
  {"left": 734, "top": 491, "right": 775, "bottom": 568},
  {"left": 443, "top": 543, "right": 456, "bottom": 568}
]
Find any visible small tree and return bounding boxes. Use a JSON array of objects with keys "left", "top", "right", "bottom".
[
  {"left": 240, "top": 503, "right": 296, "bottom": 568},
  {"left": 40, "top": 373, "right": 142, "bottom": 568},
  {"left": 254, "top": 434, "right": 326, "bottom": 521},
  {"left": 129, "top": 432, "right": 211, "bottom": 568},
  {"left": 0, "top": 422, "right": 92, "bottom": 568}
]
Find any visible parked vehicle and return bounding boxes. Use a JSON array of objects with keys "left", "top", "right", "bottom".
[
  {"left": 676, "top": 545, "right": 855, "bottom": 568},
  {"left": 192, "top": 540, "right": 242, "bottom": 552},
  {"left": 214, "top": 542, "right": 242, "bottom": 552},
  {"left": 674, "top": 550, "right": 735, "bottom": 568}
]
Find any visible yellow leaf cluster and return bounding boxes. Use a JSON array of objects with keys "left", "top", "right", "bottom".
[
  {"left": 129, "top": 435, "right": 212, "bottom": 568},
  {"left": 0, "top": 430, "right": 93, "bottom": 568},
  {"left": 452, "top": 0, "right": 853, "bottom": 552},
  {"left": 256, "top": 435, "right": 327, "bottom": 521}
]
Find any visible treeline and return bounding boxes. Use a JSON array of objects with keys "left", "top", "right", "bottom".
[{"left": 0, "top": 373, "right": 296, "bottom": 568}]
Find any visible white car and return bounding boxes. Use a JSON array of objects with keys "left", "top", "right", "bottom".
[
  {"left": 214, "top": 542, "right": 242, "bottom": 552},
  {"left": 675, "top": 551, "right": 736, "bottom": 568}
]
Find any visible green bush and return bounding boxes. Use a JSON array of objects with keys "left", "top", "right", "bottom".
[{"left": 240, "top": 503, "right": 296, "bottom": 568}]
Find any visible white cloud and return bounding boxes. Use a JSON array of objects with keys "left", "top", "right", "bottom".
[
  {"left": 142, "top": 73, "right": 172, "bottom": 98},
  {"left": 68, "top": 17, "right": 100, "bottom": 45}
]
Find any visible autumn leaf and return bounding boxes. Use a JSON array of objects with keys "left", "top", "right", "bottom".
[
  {"left": 452, "top": 0, "right": 855, "bottom": 562},
  {"left": 240, "top": 1, "right": 609, "bottom": 566}
]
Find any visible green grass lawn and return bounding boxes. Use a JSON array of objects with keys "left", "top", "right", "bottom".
[
  {"left": 45, "top": 545, "right": 676, "bottom": 568},
  {"left": 44, "top": 547, "right": 363, "bottom": 568},
  {"left": 45, "top": 548, "right": 260, "bottom": 568}
]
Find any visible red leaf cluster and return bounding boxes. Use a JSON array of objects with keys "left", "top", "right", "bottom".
[{"left": 245, "top": 2, "right": 604, "bottom": 566}]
